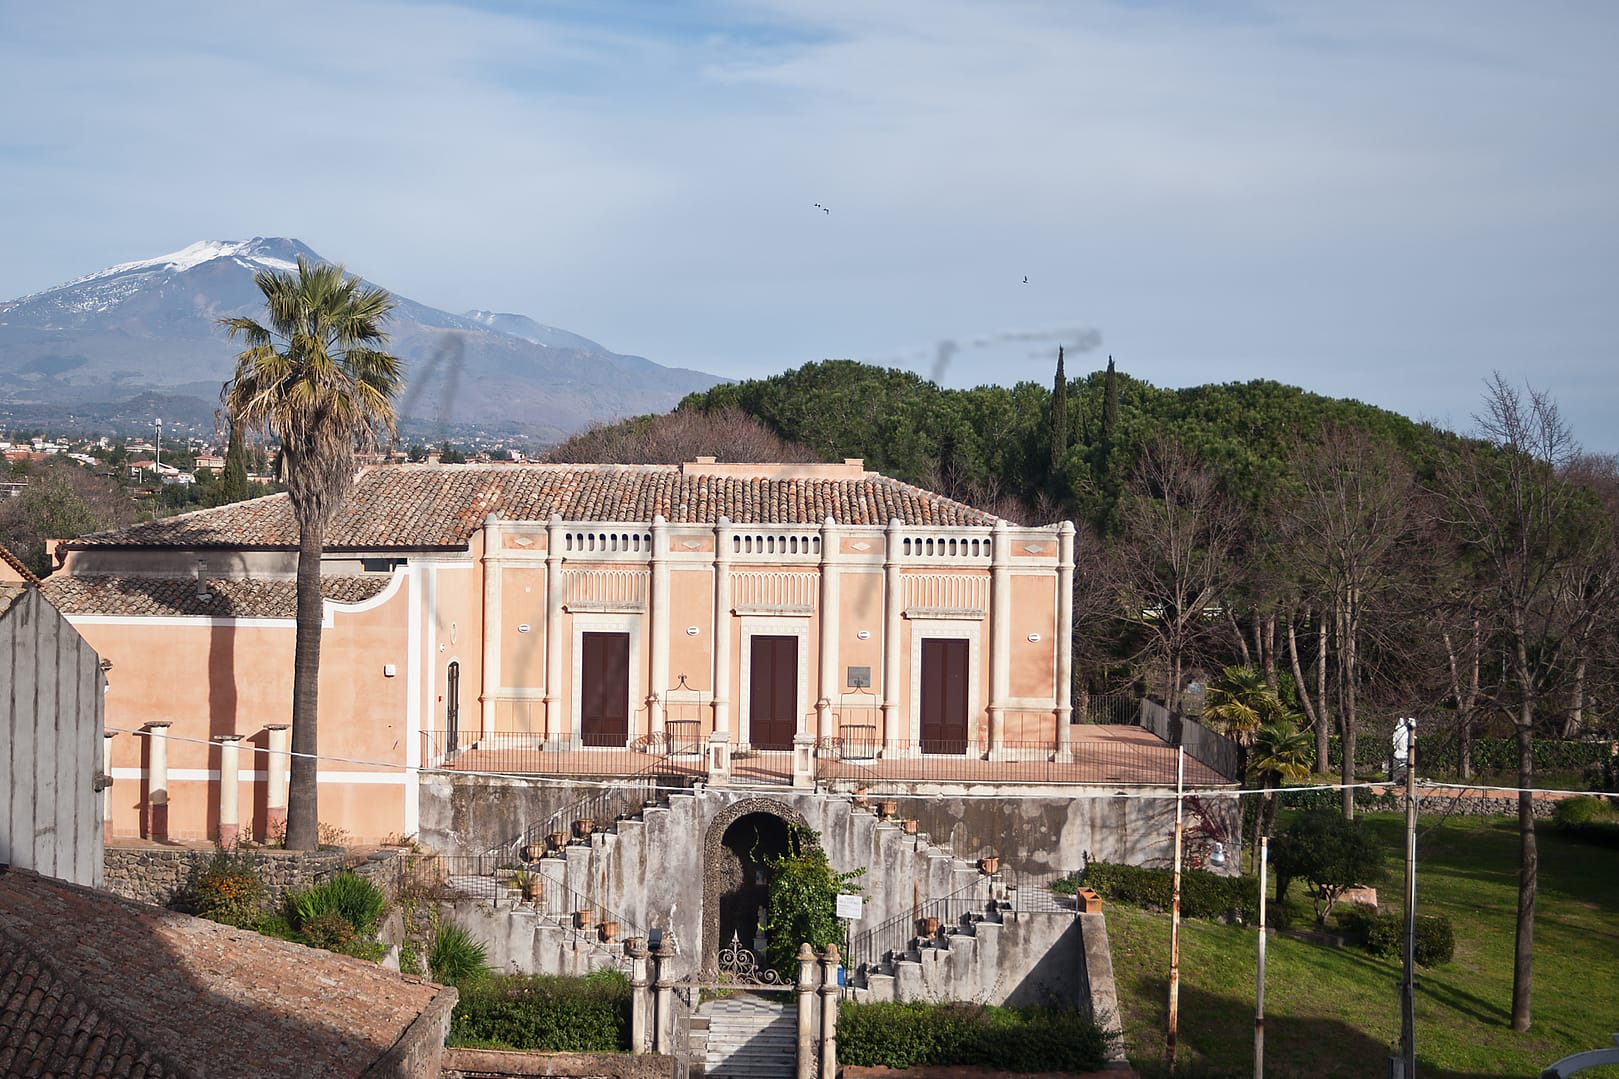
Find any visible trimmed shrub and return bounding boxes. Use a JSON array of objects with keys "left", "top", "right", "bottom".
[
  {"left": 1551, "top": 795, "right": 1619, "bottom": 848},
  {"left": 1324, "top": 734, "right": 1613, "bottom": 776},
  {"left": 286, "top": 871, "right": 386, "bottom": 935},
  {"left": 1553, "top": 795, "right": 1619, "bottom": 828},
  {"left": 191, "top": 853, "right": 269, "bottom": 928},
  {"left": 1082, "top": 862, "right": 1259, "bottom": 923},
  {"left": 1414, "top": 914, "right": 1455, "bottom": 966},
  {"left": 838, "top": 1001, "right": 1108, "bottom": 1073},
  {"left": 429, "top": 923, "right": 492, "bottom": 988},
  {"left": 449, "top": 972, "right": 631, "bottom": 1051},
  {"left": 1357, "top": 911, "right": 1454, "bottom": 967}
]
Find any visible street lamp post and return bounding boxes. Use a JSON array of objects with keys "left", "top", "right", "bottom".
[{"left": 154, "top": 418, "right": 162, "bottom": 479}]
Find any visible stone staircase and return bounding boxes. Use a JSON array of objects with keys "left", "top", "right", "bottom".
[
  {"left": 698, "top": 994, "right": 799, "bottom": 1079},
  {"left": 501, "top": 785, "right": 1000, "bottom": 958}
]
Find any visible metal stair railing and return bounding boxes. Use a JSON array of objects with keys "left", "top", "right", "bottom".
[
  {"left": 398, "top": 851, "right": 645, "bottom": 960},
  {"left": 494, "top": 754, "right": 695, "bottom": 862},
  {"left": 847, "top": 876, "right": 992, "bottom": 980}
]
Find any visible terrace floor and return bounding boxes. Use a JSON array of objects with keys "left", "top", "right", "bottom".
[{"left": 432, "top": 722, "right": 1231, "bottom": 787}]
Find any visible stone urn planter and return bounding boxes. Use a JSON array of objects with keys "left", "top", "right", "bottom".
[
  {"left": 920, "top": 915, "right": 940, "bottom": 936},
  {"left": 521, "top": 843, "right": 545, "bottom": 863},
  {"left": 523, "top": 877, "right": 543, "bottom": 902},
  {"left": 574, "top": 818, "right": 593, "bottom": 839},
  {"left": 851, "top": 789, "right": 869, "bottom": 810},
  {"left": 901, "top": 818, "right": 918, "bottom": 835},
  {"left": 878, "top": 800, "right": 899, "bottom": 819},
  {"left": 576, "top": 909, "right": 594, "bottom": 931},
  {"left": 600, "top": 920, "right": 619, "bottom": 942},
  {"left": 979, "top": 856, "right": 1000, "bottom": 875},
  {"left": 548, "top": 831, "right": 569, "bottom": 852}
]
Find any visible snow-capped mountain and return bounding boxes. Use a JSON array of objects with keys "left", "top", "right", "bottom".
[{"left": 0, "top": 238, "right": 722, "bottom": 443}]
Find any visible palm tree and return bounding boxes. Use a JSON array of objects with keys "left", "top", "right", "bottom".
[
  {"left": 1248, "top": 717, "right": 1314, "bottom": 871},
  {"left": 1202, "top": 664, "right": 1289, "bottom": 743},
  {"left": 222, "top": 256, "right": 402, "bottom": 851}
]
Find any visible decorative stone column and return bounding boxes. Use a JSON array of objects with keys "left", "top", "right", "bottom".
[
  {"left": 481, "top": 514, "right": 502, "bottom": 732},
  {"left": 101, "top": 731, "right": 117, "bottom": 844},
  {"left": 216, "top": 734, "right": 244, "bottom": 848},
  {"left": 792, "top": 732, "right": 816, "bottom": 789},
  {"left": 145, "top": 722, "right": 172, "bottom": 841},
  {"left": 988, "top": 520, "right": 1011, "bottom": 760},
  {"left": 652, "top": 937, "right": 674, "bottom": 1054},
  {"left": 796, "top": 943, "right": 818, "bottom": 1079},
  {"left": 708, "top": 731, "right": 733, "bottom": 785},
  {"left": 818, "top": 944, "right": 841, "bottom": 1079},
  {"left": 629, "top": 939, "right": 651, "bottom": 1053},
  {"left": 712, "top": 516, "right": 734, "bottom": 744},
  {"left": 545, "top": 513, "right": 566, "bottom": 742},
  {"left": 265, "top": 724, "right": 290, "bottom": 840},
  {"left": 816, "top": 516, "right": 839, "bottom": 742},
  {"left": 1057, "top": 521, "right": 1076, "bottom": 756},
  {"left": 881, "top": 519, "right": 904, "bottom": 749},
  {"left": 649, "top": 514, "right": 670, "bottom": 739}
]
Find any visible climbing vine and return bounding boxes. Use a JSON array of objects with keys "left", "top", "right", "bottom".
[{"left": 763, "top": 824, "right": 864, "bottom": 977}]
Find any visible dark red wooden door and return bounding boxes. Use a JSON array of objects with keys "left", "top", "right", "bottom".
[
  {"left": 581, "top": 632, "right": 630, "bottom": 746},
  {"left": 920, "top": 638, "right": 969, "bottom": 754},
  {"left": 749, "top": 635, "right": 797, "bottom": 750}
]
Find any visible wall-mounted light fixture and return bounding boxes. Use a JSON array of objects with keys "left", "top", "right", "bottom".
[
  {"left": 518, "top": 623, "right": 531, "bottom": 634},
  {"left": 856, "top": 629, "right": 871, "bottom": 640},
  {"left": 1028, "top": 633, "right": 1041, "bottom": 643},
  {"left": 686, "top": 625, "right": 700, "bottom": 636},
  {"left": 383, "top": 664, "right": 397, "bottom": 678}
]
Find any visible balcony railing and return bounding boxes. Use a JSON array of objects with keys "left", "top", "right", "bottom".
[{"left": 422, "top": 731, "right": 1234, "bottom": 786}]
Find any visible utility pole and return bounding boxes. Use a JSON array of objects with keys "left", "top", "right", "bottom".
[
  {"left": 1390, "top": 716, "right": 1418, "bottom": 1078},
  {"left": 154, "top": 417, "right": 162, "bottom": 477},
  {"left": 1167, "top": 747, "right": 1185, "bottom": 1073},
  {"left": 1255, "top": 834, "right": 1268, "bottom": 1079}
]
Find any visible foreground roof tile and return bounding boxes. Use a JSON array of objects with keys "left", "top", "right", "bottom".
[{"left": 0, "top": 867, "right": 450, "bottom": 1079}]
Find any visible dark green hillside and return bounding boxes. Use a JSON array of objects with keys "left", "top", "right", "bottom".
[{"left": 681, "top": 358, "right": 1426, "bottom": 527}]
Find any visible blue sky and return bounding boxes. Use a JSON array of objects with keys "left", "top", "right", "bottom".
[{"left": 2, "top": 1, "right": 1615, "bottom": 449}]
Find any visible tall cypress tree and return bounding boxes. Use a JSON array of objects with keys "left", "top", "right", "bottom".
[
  {"left": 1085, "top": 355, "right": 1122, "bottom": 532},
  {"left": 222, "top": 422, "right": 249, "bottom": 504},
  {"left": 1050, "top": 345, "right": 1068, "bottom": 485},
  {"left": 1098, "top": 355, "right": 1119, "bottom": 476}
]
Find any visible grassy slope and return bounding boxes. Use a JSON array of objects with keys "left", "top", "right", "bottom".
[{"left": 1104, "top": 813, "right": 1619, "bottom": 1078}]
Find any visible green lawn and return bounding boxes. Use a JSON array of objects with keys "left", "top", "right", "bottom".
[{"left": 1104, "top": 813, "right": 1619, "bottom": 1078}]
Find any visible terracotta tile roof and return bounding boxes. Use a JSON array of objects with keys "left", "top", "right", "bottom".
[
  {"left": 0, "top": 542, "right": 37, "bottom": 583},
  {"left": 0, "top": 938, "right": 177, "bottom": 1078},
  {"left": 0, "top": 582, "right": 24, "bottom": 619},
  {"left": 41, "top": 574, "right": 391, "bottom": 618},
  {"left": 0, "top": 866, "right": 453, "bottom": 1079},
  {"left": 63, "top": 463, "right": 1003, "bottom": 552}
]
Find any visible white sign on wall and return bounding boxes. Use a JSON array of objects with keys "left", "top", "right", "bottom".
[{"left": 836, "top": 893, "right": 863, "bottom": 920}]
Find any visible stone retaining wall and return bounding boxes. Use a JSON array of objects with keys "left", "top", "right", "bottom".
[
  {"left": 1413, "top": 794, "right": 1560, "bottom": 819},
  {"left": 440, "top": 1048, "right": 669, "bottom": 1078},
  {"left": 102, "top": 847, "right": 347, "bottom": 908}
]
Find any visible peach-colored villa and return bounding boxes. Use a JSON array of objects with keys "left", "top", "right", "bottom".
[{"left": 44, "top": 458, "right": 1081, "bottom": 846}]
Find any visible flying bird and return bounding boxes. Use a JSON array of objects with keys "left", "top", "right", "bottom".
[
  {"left": 1022, "top": 275, "right": 1028, "bottom": 284},
  {"left": 814, "top": 203, "right": 829, "bottom": 214}
]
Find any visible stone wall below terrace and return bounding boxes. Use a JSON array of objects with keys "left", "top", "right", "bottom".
[
  {"left": 1405, "top": 793, "right": 1566, "bottom": 819},
  {"left": 102, "top": 846, "right": 348, "bottom": 908},
  {"left": 441, "top": 1049, "right": 670, "bottom": 1079}
]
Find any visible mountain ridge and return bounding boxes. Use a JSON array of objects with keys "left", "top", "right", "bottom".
[{"left": 0, "top": 238, "right": 723, "bottom": 444}]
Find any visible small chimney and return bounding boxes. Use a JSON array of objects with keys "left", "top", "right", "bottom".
[{"left": 195, "top": 559, "right": 211, "bottom": 602}]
